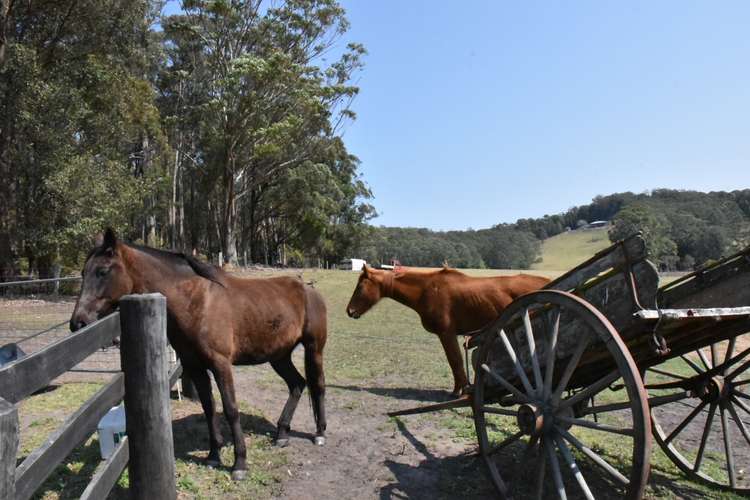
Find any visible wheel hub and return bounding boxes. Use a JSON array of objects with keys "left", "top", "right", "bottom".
[
  {"left": 517, "top": 404, "right": 544, "bottom": 436},
  {"left": 697, "top": 376, "right": 730, "bottom": 403}
]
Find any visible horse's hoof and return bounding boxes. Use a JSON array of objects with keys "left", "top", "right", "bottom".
[
  {"left": 314, "top": 436, "right": 325, "bottom": 446},
  {"left": 231, "top": 469, "right": 247, "bottom": 481},
  {"left": 275, "top": 438, "right": 290, "bottom": 448},
  {"left": 205, "top": 458, "right": 221, "bottom": 468}
]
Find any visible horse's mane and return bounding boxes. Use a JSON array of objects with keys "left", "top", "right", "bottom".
[{"left": 127, "top": 244, "right": 227, "bottom": 288}]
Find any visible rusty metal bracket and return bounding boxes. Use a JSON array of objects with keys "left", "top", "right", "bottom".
[
  {"left": 650, "top": 309, "right": 671, "bottom": 356},
  {"left": 622, "top": 240, "right": 646, "bottom": 311}
]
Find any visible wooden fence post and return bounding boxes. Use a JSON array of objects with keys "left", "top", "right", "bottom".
[
  {"left": 0, "top": 396, "right": 18, "bottom": 499},
  {"left": 119, "top": 293, "right": 176, "bottom": 500}
]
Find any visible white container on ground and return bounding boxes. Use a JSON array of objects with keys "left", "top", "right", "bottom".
[{"left": 98, "top": 404, "right": 126, "bottom": 459}]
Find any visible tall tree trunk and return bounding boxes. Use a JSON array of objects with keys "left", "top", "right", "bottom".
[{"left": 0, "top": 0, "right": 10, "bottom": 66}]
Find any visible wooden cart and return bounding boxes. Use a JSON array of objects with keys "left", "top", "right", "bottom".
[{"left": 391, "top": 234, "right": 750, "bottom": 499}]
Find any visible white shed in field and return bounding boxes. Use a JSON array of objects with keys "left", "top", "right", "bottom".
[{"left": 340, "top": 258, "right": 367, "bottom": 271}]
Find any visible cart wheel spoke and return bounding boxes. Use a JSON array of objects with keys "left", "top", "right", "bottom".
[
  {"left": 681, "top": 354, "right": 705, "bottom": 374},
  {"left": 523, "top": 308, "right": 544, "bottom": 395},
  {"left": 534, "top": 436, "right": 548, "bottom": 500},
  {"left": 486, "top": 430, "right": 525, "bottom": 456},
  {"left": 732, "top": 394, "right": 750, "bottom": 416},
  {"left": 724, "top": 338, "right": 738, "bottom": 374},
  {"left": 558, "top": 426, "right": 629, "bottom": 486},
  {"left": 543, "top": 309, "right": 561, "bottom": 400},
  {"left": 726, "top": 400, "right": 750, "bottom": 448},
  {"left": 555, "top": 434, "right": 595, "bottom": 500},
  {"left": 697, "top": 348, "right": 712, "bottom": 371},
  {"left": 648, "top": 367, "right": 688, "bottom": 380},
  {"left": 480, "top": 406, "right": 518, "bottom": 417},
  {"left": 711, "top": 343, "right": 721, "bottom": 369},
  {"left": 665, "top": 400, "right": 708, "bottom": 444},
  {"left": 497, "top": 328, "right": 536, "bottom": 397},
  {"left": 559, "top": 370, "right": 619, "bottom": 411},
  {"left": 557, "top": 415, "right": 634, "bottom": 436},
  {"left": 734, "top": 378, "right": 750, "bottom": 387},
  {"left": 551, "top": 336, "right": 590, "bottom": 404},
  {"left": 480, "top": 363, "right": 530, "bottom": 403},
  {"left": 726, "top": 349, "right": 750, "bottom": 380},
  {"left": 546, "top": 438, "right": 568, "bottom": 500},
  {"left": 720, "top": 404, "right": 737, "bottom": 488},
  {"left": 694, "top": 402, "right": 718, "bottom": 472},
  {"left": 733, "top": 389, "right": 750, "bottom": 402}
]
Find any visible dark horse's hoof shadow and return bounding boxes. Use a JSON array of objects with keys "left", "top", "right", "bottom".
[
  {"left": 172, "top": 411, "right": 319, "bottom": 470},
  {"left": 328, "top": 384, "right": 453, "bottom": 403},
  {"left": 172, "top": 411, "right": 276, "bottom": 468}
]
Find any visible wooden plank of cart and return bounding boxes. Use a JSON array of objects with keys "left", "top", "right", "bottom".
[{"left": 389, "top": 233, "right": 750, "bottom": 499}]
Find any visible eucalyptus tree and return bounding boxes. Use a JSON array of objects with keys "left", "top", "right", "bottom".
[
  {"left": 0, "top": 0, "right": 167, "bottom": 276},
  {"left": 161, "top": 0, "right": 368, "bottom": 264}
]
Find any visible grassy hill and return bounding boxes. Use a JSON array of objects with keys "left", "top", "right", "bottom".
[{"left": 531, "top": 227, "right": 611, "bottom": 271}]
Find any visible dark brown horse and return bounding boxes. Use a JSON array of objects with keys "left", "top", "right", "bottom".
[
  {"left": 346, "top": 265, "right": 549, "bottom": 396},
  {"left": 70, "top": 229, "right": 327, "bottom": 480}
]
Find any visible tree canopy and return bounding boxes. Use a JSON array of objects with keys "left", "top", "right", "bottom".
[{"left": 0, "top": 0, "right": 374, "bottom": 278}]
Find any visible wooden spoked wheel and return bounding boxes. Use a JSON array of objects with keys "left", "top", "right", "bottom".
[
  {"left": 473, "top": 290, "right": 651, "bottom": 500},
  {"left": 647, "top": 334, "right": 750, "bottom": 492}
]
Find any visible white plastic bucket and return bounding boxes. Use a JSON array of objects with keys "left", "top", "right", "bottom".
[{"left": 98, "top": 404, "right": 126, "bottom": 459}]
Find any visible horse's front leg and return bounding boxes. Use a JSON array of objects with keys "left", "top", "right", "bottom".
[
  {"left": 438, "top": 332, "right": 469, "bottom": 397},
  {"left": 212, "top": 360, "right": 247, "bottom": 480}
]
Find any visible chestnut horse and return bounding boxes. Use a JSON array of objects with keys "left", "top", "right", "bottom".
[
  {"left": 70, "top": 229, "right": 327, "bottom": 480},
  {"left": 346, "top": 265, "right": 549, "bottom": 396}
]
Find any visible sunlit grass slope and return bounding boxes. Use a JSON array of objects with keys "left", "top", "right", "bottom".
[{"left": 531, "top": 228, "right": 611, "bottom": 271}]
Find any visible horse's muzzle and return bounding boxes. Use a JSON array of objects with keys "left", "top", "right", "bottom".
[
  {"left": 346, "top": 308, "right": 360, "bottom": 319},
  {"left": 70, "top": 319, "right": 87, "bottom": 332}
]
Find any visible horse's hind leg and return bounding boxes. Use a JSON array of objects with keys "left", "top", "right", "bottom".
[
  {"left": 270, "top": 354, "right": 306, "bottom": 447},
  {"left": 188, "top": 366, "right": 224, "bottom": 466},
  {"left": 303, "top": 288, "right": 327, "bottom": 446},
  {"left": 304, "top": 342, "right": 327, "bottom": 446},
  {"left": 211, "top": 360, "right": 247, "bottom": 481}
]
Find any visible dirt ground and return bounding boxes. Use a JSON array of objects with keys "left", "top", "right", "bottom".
[
  {"left": 7, "top": 269, "right": 750, "bottom": 499},
  {"left": 231, "top": 361, "right": 497, "bottom": 500}
]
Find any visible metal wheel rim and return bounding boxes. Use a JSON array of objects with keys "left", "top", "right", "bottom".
[{"left": 473, "top": 290, "right": 651, "bottom": 500}]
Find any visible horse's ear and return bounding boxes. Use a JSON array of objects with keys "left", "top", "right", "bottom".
[
  {"left": 102, "top": 228, "right": 117, "bottom": 255},
  {"left": 362, "top": 264, "right": 370, "bottom": 277},
  {"left": 94, "top": 232, "right": 104, "bottom": 247}
]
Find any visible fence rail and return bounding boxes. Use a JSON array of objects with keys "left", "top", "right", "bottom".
[
  {"left": 0, "top": 276, "right": 121, "bottom": 375},
  {"left": 0, "top": 276, "right": 82, "bottom": 288},
  {"left": 0, "top": 295, "right": 179, "bottom": 500}
]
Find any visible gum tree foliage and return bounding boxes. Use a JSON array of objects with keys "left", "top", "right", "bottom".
[
  {"left": 0, "top": 0, "right": 166, "bottom": 277},
  {"left": 0, "top": 0, "right": 373, "bottom": 276},
  {"left": 159, "top": 0, "right": 373, "bottom": 265}
]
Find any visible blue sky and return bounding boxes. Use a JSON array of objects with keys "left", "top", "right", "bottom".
[
  {"left": 338, "top": 1, "right": 750, "bottom": 230},
  {"left": 164, "top": 1, "right": 750, "bottom": 230}
]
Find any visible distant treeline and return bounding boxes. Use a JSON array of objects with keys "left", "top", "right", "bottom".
[{"left": 355, "top": 189, "right": 750, "bottom": 271}]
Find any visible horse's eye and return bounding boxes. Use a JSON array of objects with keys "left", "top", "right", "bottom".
[{"left": 96, "top": 267, "right": 109, "bottom": 278}]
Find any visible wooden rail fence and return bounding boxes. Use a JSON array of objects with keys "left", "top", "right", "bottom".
[{"left": 0, "top": 293, "right": 180, "bottom": 500}]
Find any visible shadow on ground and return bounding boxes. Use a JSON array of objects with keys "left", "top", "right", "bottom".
[
  {"left": 171, "top": 410, "right": 305, "bottom": 468},
  {"left": 379, "top": 419, "right": 494, "bottom": 500},
  {"left": 380, "top": 419, "right": 713, "bottom": 499},
  {"left": 328, "top": 384, "right": 453, "bottom": 403}
]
